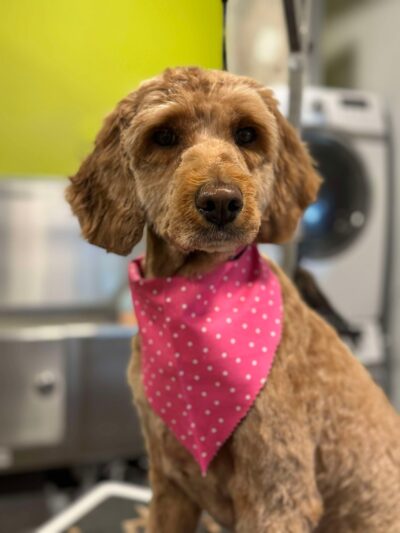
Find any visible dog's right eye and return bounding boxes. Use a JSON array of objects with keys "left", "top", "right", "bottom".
[{"left": 152, "top": 128, "right": 177, "bottom": 147}]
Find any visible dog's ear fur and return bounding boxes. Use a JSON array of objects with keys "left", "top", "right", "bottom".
[
  {"left": 66, "top": 95, "right": 145, "bottom": 256},
  {"left": 257, "top": 89, "right": 321, "bottom": 244}
]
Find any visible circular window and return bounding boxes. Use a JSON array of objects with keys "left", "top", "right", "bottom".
[{"left": 299, "top": 130, "right": 370, "bottom": 259}]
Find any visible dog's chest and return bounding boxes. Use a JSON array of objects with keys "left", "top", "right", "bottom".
[{"left": 149, "top": 403, "right": 236, "bottom": 528}]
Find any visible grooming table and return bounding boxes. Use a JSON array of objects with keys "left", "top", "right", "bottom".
[{"left": 37, "top": 481, "right": 228, "bottom": 533}]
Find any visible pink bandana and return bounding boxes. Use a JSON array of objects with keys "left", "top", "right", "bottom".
[{"left": 128, "top": 245, "right": 283, "bottom": 475}]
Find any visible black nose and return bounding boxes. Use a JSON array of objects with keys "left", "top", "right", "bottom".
[{"left": 195, "top": 183, "right": 243, "bottom": 226}]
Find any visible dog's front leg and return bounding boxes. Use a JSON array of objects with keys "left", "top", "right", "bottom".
[{"left": 146, "top": 467, "right": 201, "bottom": 533}]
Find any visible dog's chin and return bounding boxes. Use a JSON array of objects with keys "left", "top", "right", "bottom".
[{"left": 171, "top": 225, "right": 259, "bottom": 255}]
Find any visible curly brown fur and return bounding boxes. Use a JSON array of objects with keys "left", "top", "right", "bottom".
[{"left": 67, "top": 67, "right": 400, "bottom": 532}]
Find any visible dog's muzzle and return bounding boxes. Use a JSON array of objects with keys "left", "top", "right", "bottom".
[{"left": 195, "top": 182, "right": 243, "bottom": 227}]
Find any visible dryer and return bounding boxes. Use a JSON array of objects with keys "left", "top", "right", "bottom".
[{"left": 266, "top": 86, "right": 392, "bottom": 368}]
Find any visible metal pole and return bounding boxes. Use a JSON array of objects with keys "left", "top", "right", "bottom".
[{"left": 281, "top": 0, "right": 312, "bottom": 276}]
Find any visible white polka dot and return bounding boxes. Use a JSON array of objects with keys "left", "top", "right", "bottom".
[
  {"left": 270, "top": 331, "right": 276, "bottom": 337},
  {"left": 235, "top": 281, "right": 241, "bottom": 287},
  {"left": 167, "top": 361, "right": 173, "bottom": 367},
  {"left": 201, "top": 452, "right": 207, "bottom": 458},
  {"left": 155, "top": 391, "right": 161, "bottom": 396},
  {"left": 230, "top": 338, "right": 236, "bottom": 344},
  {"left": 226, "top": 317, "right": 232, "bottom": 324},
  {"left": 262, "top": 314, "right": 268, "bottom": 320},
  {"left": 275, "top": 318, "right": 281, "bottom": 324},
  {"left": 148, "top": 339, "right": 154, "bottom": 345},
  {"left": 196, "top": 294, "right": 202, "bottom": 300},
  {"left": 240, "top": 296, "right": 245, "bottom": 302},
  {"left": 166, "top": 317, "right": 171, "bottom": 322},
  {"left": 235, "top": 357, "right": 241, "bottom": 364},
  {"left": 161, "top": 408, "right": 166, "bottom": 414},
  {"left": 229, "top": 387, "right": 236, "bottom": 393},
  {"left": 172, "top": 333, "right": 179, "bottom": 339},
  {"left": 216, "top": 441, "right": 222, "bottom": 446},
  {"left": 167, "top": 401, "right": 172, "bottom": 407},
  {"left": 245, "top": 394, "right": 251, "bottom": 401},
  {"left": 172, "top": 419, "right": 177, "bottom": 424},
  {"left": 254, "top": 296, "right": 260, "bottom": 302},
  {"left": 203, "top": 347, "right": 209, "bottom": 353},
  {"left": 187, "top": 341, "right": 193, "bottom": 347},
  {"left": 262, "top": 346, "right": 268, "bottom": 352},
  {"left": 260, "top": 378, "right": 266, "bottom": 385},
  {"left": 207, "top": 365, "right": 213, "bottom": 371},
  {"left": 242, "top": 323, "right": 248, "bottom": 329},
  {"left": 216, "top": 333, "right": 222, "bottom": 339},
  {"left": 166, "top": 277, "right": 172, "bottom": 283},
  {"left": 206, "top": 317, "right": 212, "bottom": 323},
  {"left": 166, "top": 297, "right": 172, "bottom": 303},
  {"left": 178, "top": 370, "right": 184, "bottom": 376},
  {"left": 214, "top": 400, "right": 220, "bottom": 406},
  {"left": 158, "top": 369, "right": 164, "bottom": 374},
  {"left": 211, "top": 427, "right": 217, "bottom": 433},
  {"left": 192, "top": 359, "right": 199, "bottom": 365},
  {"left": 182, "top": 303, "right": 188, "bottom": 309},
  {"left": 215, "top": 381, "right": 221, "bottom": 387},
  {"left": 255, "top": 328, "right": 261, "bottom": 334},
  {"left": 181, "top": 435, "right": 186, "bottom": 440},
  {"left": 205, "top": 409, "right": 211, "bottom": 415},
  {"left": 222, "top": 370, "right": 229, "bottom": 377},
  {"left": 182, "top": 411, "right": 188, "bottom": 417},
  {"left": 233, "top": 307, "right": 239, "bottom": 313},
  {"left": 186, "top": 404, "right": 192, "bottom": 410},
  {"left": 227, "top": 292, "right": 232, "bottom": 299},
  {"left": 186, "top": 385, "right": 192, "bottom": 391},
  {"left": 249, "top": 341, "right": 255, "bottom": 348},
  {"left": 214, "top": 306, "right": 220, "bottom": 312},
  {"left": 152, "top": 289, "right": 158, "bottom": 295},
  {"left": 191, "top": 312, "right": 196, "bottom": 318},
  {"left": 181, "top": 286, "right": 187, "bottom": 292},
  {"left": 251, "top": 308, "right": 257, "bottom": 314},
  {"left": 218, "top": 418, "right": 224, "bottom": 424},
  {"left": 268, "top": 300, "right": 273, "bottom": 306},
  {"left": 236, "top": 406, "right": 242, "bottom": 411},
  {"left": 194, "top": 375, "right": 200, "bottom": 381},
  {"left": 246, "top": 374, "right": 252, "bottom": 380},
  {"left": 201, "top": 391, "right": 207, "bottom": 397},
  {"left": 252, "top": 360, "right": 258, "bottom": 366},
  {"left": 201, "top": 326, "right": 207, "bottom": 333},
  {"left": 223, "top": 275, "right": 228, "bottom": 281},
  {"left": 190, "top": 422, "right": 196, "bottom": 428},
  {"left": 221, "top": 352, "right": 228, "bottom": 358},
  {"left": 200, "top": 436, "right": 206, "bottom": 442}
]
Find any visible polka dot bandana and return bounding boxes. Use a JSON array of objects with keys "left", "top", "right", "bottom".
[{"left": 128, "top": 245, "right": 283, "bottom": 475}]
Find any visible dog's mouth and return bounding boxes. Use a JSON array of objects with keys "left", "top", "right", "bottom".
[{"left": 168, "top": 221, "right": 260, "bottom": 254}]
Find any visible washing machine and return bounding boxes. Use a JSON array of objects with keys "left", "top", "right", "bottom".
[{"left": 267, "top": 86, "right": 392, "bottom": 369}]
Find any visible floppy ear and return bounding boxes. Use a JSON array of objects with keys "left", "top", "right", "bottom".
[
  {"left": 66, "top": 95, "right": 145, "bottom": 255},
  {"left": 257, "top": 91, "right": 321, "bottom": 244}
]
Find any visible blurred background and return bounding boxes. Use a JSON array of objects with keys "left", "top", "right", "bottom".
[{"left": 0, "top": 1, "right": 398, "bottom": 531}]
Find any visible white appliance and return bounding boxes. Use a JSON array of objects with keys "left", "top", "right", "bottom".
[{"left": 265, "top": 86, "right": 392, "bottom": 368}]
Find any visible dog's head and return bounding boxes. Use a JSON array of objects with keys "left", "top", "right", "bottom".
[{"left": 66, "top": 67, "right": 320, "bottom": 255}]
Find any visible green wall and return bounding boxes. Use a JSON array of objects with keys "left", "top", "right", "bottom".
[{"left": 0, "top": 1, "right": 222, "bottom": 177}]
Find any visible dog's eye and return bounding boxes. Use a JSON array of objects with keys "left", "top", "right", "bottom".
[
  {"left": 235, "top": 127, "right": 257, "bottom": 146},
  {"left": 152, "top": 128, "right": 177, "bottom": 147}
]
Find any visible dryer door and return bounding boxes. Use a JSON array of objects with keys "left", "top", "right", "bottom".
[{"left": 299, "top": 130, "right": 370, "bottom": 259}]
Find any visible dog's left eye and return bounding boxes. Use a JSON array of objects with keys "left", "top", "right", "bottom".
[
  {"left": 152, "top": 128, "right": 177, "bottom": 147},
  {"left": 234, "top": 127, "right": 257, "bottom": 146}
]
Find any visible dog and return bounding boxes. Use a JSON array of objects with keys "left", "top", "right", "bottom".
[{"left": 67, "top": 67, "right": 400, "bottom": 532}]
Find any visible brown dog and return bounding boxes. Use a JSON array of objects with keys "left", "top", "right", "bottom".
[{"left": 67, "top": 67, "right": 400, "bottom": 532}]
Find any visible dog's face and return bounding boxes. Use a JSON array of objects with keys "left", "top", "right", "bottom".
[{"left": 67, "top": 68, "right": 320, "bottom": 255}]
